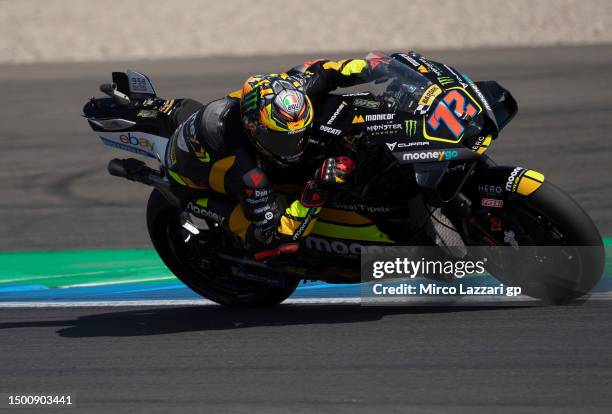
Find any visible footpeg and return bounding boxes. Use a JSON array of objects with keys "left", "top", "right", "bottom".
[{"left": 107, "top": 158, "right": 159, "bottom": 185}]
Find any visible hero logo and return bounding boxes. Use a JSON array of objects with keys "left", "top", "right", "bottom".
[
  {"left": 402, "top": 150, "right": 459, "bottom": 161},
  {"left": 479, "top": 184, "right": 503, "bottom": 194},
  {"left": 505, "top": 167, "right": 525, "bottom": 192},
  {"left": 305, "top": 236, "right": 364, "bottom": 255},
  {"left": 365, "top": 114, "right": 394, "bottom": 122},
  {"left": 471, "top": 135, "right": 486, "bottom": 151}
]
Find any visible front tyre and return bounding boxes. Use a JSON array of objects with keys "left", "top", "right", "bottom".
[
  {"left": 146, "top": 189, "right": 299, "bottom": 307},
  {"left": 464, "top": 181, "right": 605, "bottom": 303}
]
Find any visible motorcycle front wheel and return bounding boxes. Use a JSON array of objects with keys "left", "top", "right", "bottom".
[{"left": 460, "top": 181, "right": 605, "bottom": 304}]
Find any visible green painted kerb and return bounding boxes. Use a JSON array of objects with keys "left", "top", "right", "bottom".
[
  {"left": 0, "top": 238, "right": 611, "bottom": 289},
  {"left": 0, "top": 249, "right": 174, "bottom": 288}
]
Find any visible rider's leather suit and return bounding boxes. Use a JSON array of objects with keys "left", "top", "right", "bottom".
[{"left": 164, "top": 57, "right": 388, "bottom": 258}]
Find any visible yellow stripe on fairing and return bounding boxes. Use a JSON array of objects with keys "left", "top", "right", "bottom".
[
  {"left": 311, "top": 222, "right": 393, "bottom": 243},
  {"left": 318, "top": 208, "right": 372, "bottom": 225}
]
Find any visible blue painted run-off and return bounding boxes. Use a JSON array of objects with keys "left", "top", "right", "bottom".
[{"left": 1, "top": 278, "right": 611, "bottom": 303}]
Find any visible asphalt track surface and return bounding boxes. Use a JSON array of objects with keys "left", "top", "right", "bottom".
[
  {"left": 1, "top": 46, "right": 612, "bottom": 412},
  {"left": 1, "top": 301, "right": 611, "bottom": 413}
]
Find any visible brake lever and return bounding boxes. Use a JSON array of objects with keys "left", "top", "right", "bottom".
[{"left": 100, "top": 83, "right": 131, "bottom": 106}]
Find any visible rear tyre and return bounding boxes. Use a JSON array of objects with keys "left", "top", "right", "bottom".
[{"left": 146, "top": 189, "right": 299, "bottom": 307}]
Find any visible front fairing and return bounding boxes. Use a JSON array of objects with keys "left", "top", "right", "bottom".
[{"left": 347, "top": 52, "right": 492, "bottom": 156}]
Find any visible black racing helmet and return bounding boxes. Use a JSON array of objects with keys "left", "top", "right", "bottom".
[{"left": 241, "top": 74, "right": 313, "bottom": 167}]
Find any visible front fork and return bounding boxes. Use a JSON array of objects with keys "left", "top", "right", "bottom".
[{"left": 441, "top": 155, "right": 546, "bottom": 245}]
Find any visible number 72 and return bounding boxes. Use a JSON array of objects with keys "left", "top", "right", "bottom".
[{"left": 427, "top": 90, "right": 478, "bottom": 139}]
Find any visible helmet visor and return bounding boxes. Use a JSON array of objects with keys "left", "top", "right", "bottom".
[{"left": 254, "top": 125, "right": 308, "bottom": 163}]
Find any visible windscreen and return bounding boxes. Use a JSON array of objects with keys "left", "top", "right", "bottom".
[{"left": 349, "top": 51, "right": 433, "bottom": 113}]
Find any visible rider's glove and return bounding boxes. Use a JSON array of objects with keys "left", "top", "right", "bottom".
[
  {"left": 300, "top": 179, "right": 327, "bottom": 207},
  {"left": 315, "top": 156, "right": 356, "bottom": 190},
  {"left": 252, "top": 180, "right": 327, "bottom": 261}
]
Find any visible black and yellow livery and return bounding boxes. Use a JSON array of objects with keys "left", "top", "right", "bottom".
[{"left": 85, "top": 54, "right": 606, "bottom": 307}]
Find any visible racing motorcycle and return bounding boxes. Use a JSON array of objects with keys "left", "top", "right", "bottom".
[{"left": 83, "top": 52, "right": 604, "bottom": 307}]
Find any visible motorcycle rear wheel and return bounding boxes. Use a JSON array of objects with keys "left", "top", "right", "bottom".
[{"left": 146, "top": 189, "right": 299, "bottom": 307}]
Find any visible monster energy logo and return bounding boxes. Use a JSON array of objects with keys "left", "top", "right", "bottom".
[
  {"left": 243, "top": 92, "right": 258, "bottom": 111},
  {"left": 405, "top": 120, "right": 417, "bottom": 137},
  {"left": 438, "top": 76, "right": 454, "bottom": 86}
]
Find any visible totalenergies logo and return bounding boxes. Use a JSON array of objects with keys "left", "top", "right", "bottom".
[{"left": 119, "top": 133, "right": 154, "bottom": 151}]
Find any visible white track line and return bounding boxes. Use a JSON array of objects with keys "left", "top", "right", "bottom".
[
  {"left": 0, "top": 267, "right": 168, "bottom": 284},
  {"left": 0, "top": 293, "right": 611, "bottom": 308},
  {"left": 59, "top": 276, "right": 176, "bottom": 288},
  {"left": 0, "top": 298, "right": 361, "bottom": 308}
]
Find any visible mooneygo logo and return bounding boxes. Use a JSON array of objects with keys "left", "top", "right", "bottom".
[
  {"left": 305, "top": 236, "right": 381, "bottom": 255},
  {"left": 506, "top": 167, "right": 525, "bottom": 192},
  {"left": 186, "top": 201, "right": 225, "bottom": 224},
  {"left": 402, "top": 149, "right": 459, "bottom": 161}
]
